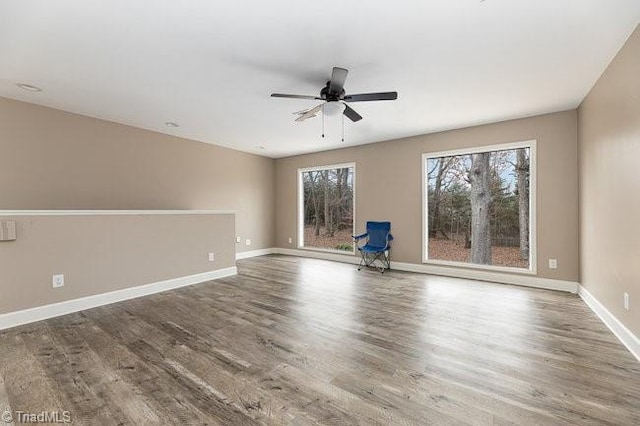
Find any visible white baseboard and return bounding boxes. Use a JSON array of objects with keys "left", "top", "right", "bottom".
[
  {"left": 578, "top": 285, "right": 640, "bottom": 362},
  {"left": 236, "top": 248, "right": 277, "bottom": 260},
  {"left": 0, "top": 267, "right": 237, "bottom": 331},
  {"left": 270, "top": 247, "right": 578, "bottom": 293}
]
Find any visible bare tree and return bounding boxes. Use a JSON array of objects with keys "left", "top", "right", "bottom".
[
  {"left": 516, "top": 148, "right": 530, "bottom": 260},
  {"left": 321, "top": 170, "right": 332, "bottom": 236},
  {"left": 428, "top": 157, "right": 469, "bottom": 239},
  {"left": 469, "top": 152, "right": 492, "bottom": 264},
  {"left": 429, "top": 158, "right": 454, "bottom": 238},
  {"left": 335, "top": 168, "right": 349, "bottom": 230},
  {"left": 307, "top": 172, "right": 323, "bottom": 236},
  {"left": 335, "top": 169, "right": 343, "bottom": 229}
]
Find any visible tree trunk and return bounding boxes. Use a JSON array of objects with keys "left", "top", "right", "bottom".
[
  {"left": 516, "top": 148, "right": 530, "bottom": 260},
  {"left": 336, "top": 168, "right": 344, "bottom": 230},
  {"left": 323, "top": 171, "right": 332, "bottom": 236},
  {"left": 309, "top": 172, "right": 321, "bottom": 237},
  {"left": 469, "top": 153, "right": 492, "bottom": 264},
  {"left": 429, "top": 159, "right": 447, "bottom": 238}
]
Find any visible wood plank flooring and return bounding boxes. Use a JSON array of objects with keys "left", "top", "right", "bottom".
[{"left": 1, "top": 255, "right": 639, "bottom": 425}]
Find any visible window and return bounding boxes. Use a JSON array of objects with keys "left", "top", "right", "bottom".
[
  {"left": 423, "top": 141, "right": 535, "bottom": 271},
  {"left": 298, "top": 163, "right": 355, "bottom": 253}
]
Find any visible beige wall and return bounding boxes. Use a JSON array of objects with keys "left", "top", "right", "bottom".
[
  {"left": 276, "top": 110, "right": 579, "bottom": 282},
  {"left": 0, "top": 213, "right": 235, "bottom": 314},
  {"left": 578, "top": 26, "right": 640, "bottom": 337},
  {"left": 0, "top": 97, "right": 275, "bottom": 252}
]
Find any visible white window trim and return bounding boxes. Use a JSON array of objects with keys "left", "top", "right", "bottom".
[
  {"left": 297, "top": 162, "right": 356, "bottom": 255},
  {"left": 422, "top": 140, "right": 537, "bottom": 275}
]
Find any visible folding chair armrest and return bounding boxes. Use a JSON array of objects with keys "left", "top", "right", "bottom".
[
  {"left": 353, "top": 232, "right": 368, "bottom": 241},
  {"left": 383, "top": 233, "right": 393, "bottom": 250}
]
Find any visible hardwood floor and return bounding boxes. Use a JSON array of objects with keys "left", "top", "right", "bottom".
[{"left": 1, "top": 255, "right": 639, "bottom": 425}]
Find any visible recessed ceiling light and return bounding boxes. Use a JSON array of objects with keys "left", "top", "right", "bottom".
[
  {"left": 165, "top": 122, "right": 179, "bottom": 128},
  {"left": 16, "top": 83, "right": 42, "bottom": 92}
]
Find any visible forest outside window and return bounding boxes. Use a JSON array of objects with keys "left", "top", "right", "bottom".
[
  {"left": 423, "top": 142, "right": 536, "bottom": 271},
  {"left": 298, "top": 163, "right": 355, "bottom": 253}
]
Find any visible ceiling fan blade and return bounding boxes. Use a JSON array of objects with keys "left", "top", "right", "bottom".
[
  {"left": 271, "top": 93, "right": 322, "bottom": 100},
  {"left": 293, "top": 104, "right": 323, "bottom": 115},
  {"left": 294, "top": 104, "right": 323, "bottom": 122},
  {"left": 295, "top": 113, "right": 318, "bottom": 122},
  {"left": 329, "top": 67, "right": 349, "bottom": 93},
  {"left": 343, "top": 104, "right": 363, "bottom": 122},
  {"left": 343, "top": 91, "right": 398, "bottom": 102},
  {"left": 295, "top": 112, "right": 318, "bottom": 122}
]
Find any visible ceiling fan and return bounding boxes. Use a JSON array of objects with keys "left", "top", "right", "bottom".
[{"left": 271, "top": 67, "right": 398, "bottom": 123}]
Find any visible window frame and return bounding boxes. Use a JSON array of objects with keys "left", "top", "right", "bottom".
[
  {"left": 421, "top": 140, "right": 537, "bottom": 274},
  {"left": 297, "top": 162, "right": 357, "bottom": 255}
]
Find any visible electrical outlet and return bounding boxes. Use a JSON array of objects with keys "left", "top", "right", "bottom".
[
  {"left": 288, "top": 237, "right": 292, "bottom": 244},
  {"left": 235, "top": 237, "right": 241, "bottom": 243},
  {"left": 245, "top": 239, "right": 251, "bottom": 246},
  {"left": 208, "top": 252, "right": 215, "bottom": 262},
  {"left": 624, "top": 292, "right": 630, "bottom": 311},
  {"left": 548, "top": 259, "right": 558, "bottom": 269},
  {"left": 52, "top": 274, "right": 64, "bottom": 288}
]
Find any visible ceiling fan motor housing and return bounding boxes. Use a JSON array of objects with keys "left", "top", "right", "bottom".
[{"left": 320, "top": 82, "right": 345, "bottom": 101}]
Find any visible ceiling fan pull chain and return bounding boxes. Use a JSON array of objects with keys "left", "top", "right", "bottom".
[
  {"left": 341, "top": 113, "right": 345, "bottom": 142},
  {"left": 321, "top": 105, "right": 325, "bottom": 138}
]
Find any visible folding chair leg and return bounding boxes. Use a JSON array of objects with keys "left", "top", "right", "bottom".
[
  {"left": 356, "top": 250, "right": 391, "bottom": 273},
  {"left": 357, "top": 251, "right": 366, "bottom": 271}
]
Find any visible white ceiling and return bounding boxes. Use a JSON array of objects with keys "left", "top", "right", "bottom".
[{"left": 1, "top": 1, "right": 639, "bottom": 158}]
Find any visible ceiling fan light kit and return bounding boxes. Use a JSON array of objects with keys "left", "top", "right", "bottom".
[{"left": 323, "top": 101, "right": 346, "bottom": 116}]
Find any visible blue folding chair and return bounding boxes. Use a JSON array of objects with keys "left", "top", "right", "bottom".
[{"left": 353, "top": 221, "right": 393, "bottom": 273}]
